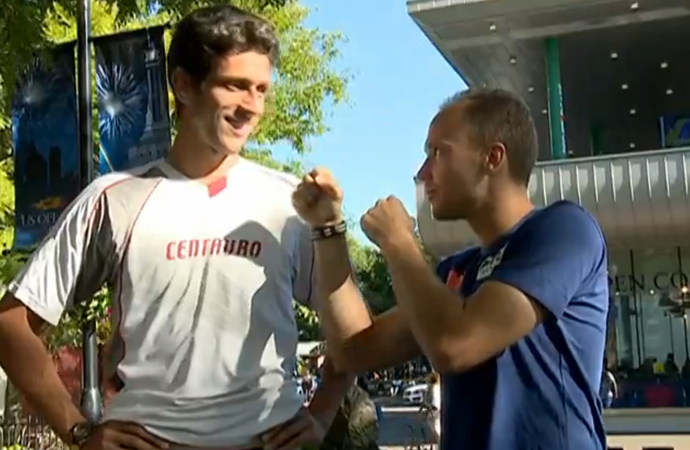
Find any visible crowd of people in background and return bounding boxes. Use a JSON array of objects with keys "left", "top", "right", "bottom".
[
  {"left": 295, "top": 352, "right": 442, "bottom": 443},
  {"left": 297, "top": 346, "right": 687, "bottom": 438},
  {"left": 600, "top": 352, "right": 690, "bottom": 408},
  {"left": 296, "top": 354, "right": 434, "bottom": 401}
]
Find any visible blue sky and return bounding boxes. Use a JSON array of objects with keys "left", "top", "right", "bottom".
[{"left": 271, "top": 0, "right": 467, "bottom": 242}]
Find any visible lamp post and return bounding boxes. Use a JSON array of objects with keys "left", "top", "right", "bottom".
[
  {"left": 76, "top": 0, "right": 102, "bottom": 423},
  {"left": 680, "top": 286, "right": 690, "bottom": 361}
]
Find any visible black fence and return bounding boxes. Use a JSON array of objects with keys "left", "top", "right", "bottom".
[{"left": 0, "top": 417, "right": 66, "bottom": 450}]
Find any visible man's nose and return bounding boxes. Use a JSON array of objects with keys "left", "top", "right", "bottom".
[
  {"left": 240, "top": 90, "right": 262, "bottom": 115},
  {"left": 416, "top": 158, "right": 431, "bottom": 182}
]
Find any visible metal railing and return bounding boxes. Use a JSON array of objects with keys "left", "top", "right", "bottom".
[
  {"left": 0, "top": 417, "right": 66, "bottom": 450},
  {"left": 535, "top": 145, "right": 690, "bottom": 167}
]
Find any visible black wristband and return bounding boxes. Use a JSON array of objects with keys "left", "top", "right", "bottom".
[{"left": 311, "top": 220, "right": 347, "bottom": 240}]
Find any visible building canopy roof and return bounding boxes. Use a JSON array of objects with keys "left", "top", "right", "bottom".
[{"left": 408, "top": 0, "right": 690, "bottom": 157}]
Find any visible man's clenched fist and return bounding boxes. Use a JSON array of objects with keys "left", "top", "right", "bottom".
[
  {"left": 292, "top": 168, "right": 344, "bottom": 227},
  {"left": 361, "top": 196, "right": 416, "bottom": 250}
]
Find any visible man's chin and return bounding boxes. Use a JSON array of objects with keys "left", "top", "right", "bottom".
[
  {"left": 217, "top": 136, "right": 246, "bottom": 155},
  {"left": 431, "top": 207, "right": 464, "bottom": 222},
  {"left": 432, "top": 214, "right": 461, "bottom": 222}
]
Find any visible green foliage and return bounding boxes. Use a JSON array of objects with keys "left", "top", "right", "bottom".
[
  {"left": 0, "top": 158, "right": 21, "bottom": 287},
  {"left": 0, "top": 159, "right": 14, "bottom": 252},
  {"left": 353, "top": 244, "right": 396, "bottom": 314},
  {"left": 42, "top": 286, "right": 113, "bottom": 351},
  {"left": 0, "top": 253, "right": 25, "bottom": 293},
  {"left": 2, "top": 445, "right": 30, "bottom": 450},
  {"left": 294, "top": 301, "right": 319, "bottom": 341}
]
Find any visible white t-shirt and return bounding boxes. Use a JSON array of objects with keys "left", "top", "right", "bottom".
[{"left": 9, "top": 158, "right": 315, "bottom": 446}]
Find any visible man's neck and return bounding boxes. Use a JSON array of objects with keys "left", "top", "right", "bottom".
[
  {"left": 468, "top": 188, "right": 535, "bottom": 248},
  {"left": 167, "top": 125, "right": 239, "bottom": 184}
]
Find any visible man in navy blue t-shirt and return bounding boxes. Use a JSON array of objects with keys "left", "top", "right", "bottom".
[
  {"left": 434, "top": 200, "right": 608, "bottom": 449},
  {"left": 292, "top": 88, "right": 609, "bottom": 450}
]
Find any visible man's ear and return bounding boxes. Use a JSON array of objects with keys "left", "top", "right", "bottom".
[
  {"left": 170, "top": 67, "right": 195, "bottom": 106},
  {"left": 485, "top": 142, "right": 507, "bottom": 173}
]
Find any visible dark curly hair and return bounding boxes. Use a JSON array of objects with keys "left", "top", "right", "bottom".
[{"left": 167, "top": 4, "right": 279, "bottom": 100}]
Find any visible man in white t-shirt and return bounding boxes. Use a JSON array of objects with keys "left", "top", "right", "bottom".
[{"left": 0, "top": 5, "right": 351, "bottom": 450}]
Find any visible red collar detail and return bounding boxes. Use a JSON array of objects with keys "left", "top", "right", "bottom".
[{"left": 207, "top": 177, "right": 227, "bottom": 197}]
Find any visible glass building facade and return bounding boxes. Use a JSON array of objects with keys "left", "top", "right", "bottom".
[{"left": 608, "top": 246, "right": 690, "bottom": 409}]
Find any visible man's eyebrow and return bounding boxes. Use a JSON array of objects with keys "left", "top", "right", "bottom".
[{"left": 215, "top": 75, "right": 251, "bottom": 84}]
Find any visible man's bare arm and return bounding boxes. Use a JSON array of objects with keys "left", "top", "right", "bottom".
[
  {"left": 313, "top": 235, "right": 421, "bottom": 373},
  {"left": 306, "top": 357, "right": 353, "bottom": 428},
  {"left": 0, "top": 293, "right": 85, "bottom": 441},
  {"left": 339, "top": 308, "right": 421, "bottom": 373},
  {"left": 381, "top": 237, "right": 543, "bottom": 373}
]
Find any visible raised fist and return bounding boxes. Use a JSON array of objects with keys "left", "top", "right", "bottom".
[
  {"left": 292, "top": 168, "right": 344, "bottom": 227},
  {"left": 361, "top": 196, "right": 416, "bottom": 250}
]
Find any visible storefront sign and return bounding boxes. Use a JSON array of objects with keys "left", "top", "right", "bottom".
[{"left": 609, "top": 272, "right": 689, "bottom": 293}]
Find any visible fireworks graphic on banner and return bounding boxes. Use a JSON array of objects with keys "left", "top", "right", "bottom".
[
  {"left": 11, "top": 44, "right": 80, "bottom": 250},
  {"left": 12, "top": 56, "right": 63, "bottom": 132},
  {"left": 94, "top": 27, "right": 170, "bottom": 173},
  {"left": 96, "top": 51, "right": 148, "bottom": 154}
]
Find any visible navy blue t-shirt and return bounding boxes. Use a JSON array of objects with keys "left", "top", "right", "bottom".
[{"left": 436, "top": 200, "right": 608, "bottom": 450}]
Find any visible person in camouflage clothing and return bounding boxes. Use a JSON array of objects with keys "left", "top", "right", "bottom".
[{"left": 312, "top": 345, "right": 380, "bottom": 450}]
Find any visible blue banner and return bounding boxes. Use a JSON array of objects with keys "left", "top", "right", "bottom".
[
  {"left": 94, "top": 27, "right": 171, "bottom": 173},
  {"left": 11, "top": 44, "right": 80, "bottom": 250}
]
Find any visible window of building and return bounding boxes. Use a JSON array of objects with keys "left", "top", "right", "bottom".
[{"left": 607, "top": 247, "right": 690, "bottom": 409}]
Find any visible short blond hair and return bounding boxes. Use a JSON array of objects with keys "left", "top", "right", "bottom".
[{"left": 439, "top": 88, "right": 538, "bottom": 187}]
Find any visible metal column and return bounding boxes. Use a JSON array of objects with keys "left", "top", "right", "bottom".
[
  {"left": 545, "top": 38, "right": 567, "bottom": 159},
  {"left": 76, "top": 0, "right": 102, "bottom": 423}
]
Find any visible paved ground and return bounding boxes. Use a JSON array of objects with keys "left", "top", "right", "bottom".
[
  {"left": 606, "top": 435, "right": 690, "bottom": 450},
  {"left": 373, "top": 396, "right": 690, "bottom": 450},
  {"left": 375, "top": 396, "right": 434, "bottom": 449},
  {"left": 378, "top": 406, "right": 431, "bottom": 448}
]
